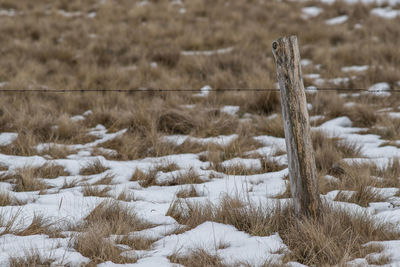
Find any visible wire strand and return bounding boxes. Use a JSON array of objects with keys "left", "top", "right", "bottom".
[{"left": 0, "top": 87, "right": 398, "bottom": 93}]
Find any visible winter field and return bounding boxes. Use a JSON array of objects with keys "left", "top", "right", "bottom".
[{"left": 1, "top": 0, "right": 400, "bottom": 266}]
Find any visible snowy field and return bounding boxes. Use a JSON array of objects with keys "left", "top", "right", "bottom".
[{"left": 1, "top": 0, "right": 400, "bottom": 266}]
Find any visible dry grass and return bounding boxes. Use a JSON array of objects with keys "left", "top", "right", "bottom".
[
  {"left": 15, "top": 214, "right": 62, "bottom": 238},
  {"left": 34, "top": 163, "right": 70, "bottom": 178},
  {"left": 334, "top": 187, "right": 386, "bottom": 207},
  {"left": 253, "top": 115, "right": 285, "bottom": 138},
  {"left": 60, "top": 178, "right": 79, "bottom": 189},
  {"left": 167, "top": 196, "right": 400, "bottom": 265},
  {"left": 117, "top": 190, "right": 136, "bottom": 202},
  {"left": 77, "top": 200, "right": 152, "bottom": 236},
  {"left": 82, "top": 184, "right": 111, "bottom": 198},
  {"left": 93, "top": 173, "right": 115, "bottom": 185},
  {"left": 9, "top": 250, "right": 55, "bottom": 267},
  {"left": 347, "top": 104, "right": 380, "bottom": 128},
  {"left": 168, "top": 248, "right": 228, "bottom": 267},
  {"left": 0, "top": 163, "right": 8, "bottom": 171},
  {"left": 115, "top": 235, "right": 157, "bottom": 251},
  {"left": 73, "top": 227, "right": 137, "bottom": 265},
  {"left": 176, "top": 185, "right": 200, "bottom": 198},
  {"left": 2, "top": 167, "right": 50, "bottom": 192},
  {"left": 162, "top": 169, "right": 204, "bottom": 186},
  {"left": 0, "top": 191, "right": 25, "bottom": 206},
  {"left": 73, "top": 200, "right": 154, "bottom": 265},
  {"left": 135, "top": 167, "right": 204, "bottom": 188},
  {"left": 370, "top": 117, "right": 400, "bottom": 141},
  {"left": 312, "top": 130, "right": 362, "bottom": 174},
  {"left": 200, "top": 135, "right": 264, "bottom": 167},
  {"left": 79, "top": 159, "right": 109, "bottom": 175},
  {"left": 213, "top": 157, "right": 284, "bottom": 176}
]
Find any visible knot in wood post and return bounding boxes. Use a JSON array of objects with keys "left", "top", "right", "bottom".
[{"left": 272, "top": 35, "right": 321, "bottom": 219}]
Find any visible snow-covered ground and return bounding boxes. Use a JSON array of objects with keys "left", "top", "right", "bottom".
[{"left": 0, "top": 104, "right": 400, "bottom": 265}]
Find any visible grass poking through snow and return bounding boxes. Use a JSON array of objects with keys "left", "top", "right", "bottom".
[{"left": 167, "top": 196, "right": 400, "bottom": 265}]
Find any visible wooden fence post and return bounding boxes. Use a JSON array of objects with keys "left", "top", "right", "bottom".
[{"left": 272, "top": 35, "right": 321, "bottom": 219}]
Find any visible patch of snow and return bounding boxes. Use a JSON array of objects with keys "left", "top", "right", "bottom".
[
  {"left": 301, "top": 59, "right": 313, "bottom": 67},
  {"left": 137, "top": 1, "right": 149, "bottom": 7},
  {"left": 58, "top": 10, "right": 82, "bottom": 17},
  {"left": 0, "top": 133, "right": 18, "bottom": 146},
  {"left": 70, "top": 115, "right": 85, "bottom": 122},
  {"left": 341, "top": 65, "right": 369, "bottom": 73},
  {"left": 83, "top": 110, "right": 93, "bottom": 116},
  {"left": 328, "top": 77, "right": 350, "bottom": 85},
  {"left": 181, "top": 47, "right": 234, "bottom": 56},
  {"left": 141, "top": 222, "right": 287, "bottom": 266},
  {"left": 301, "top": 6, "right": 323, "bottom": 19},
  {"left": 221, "top": 105, "right": 240, "bottom": 115},
  {"left": 325, "top": 15, "right": 348, "bottom": 25},
  {"left": 386, "top": 112, "right": 400, "bottom": 120},
  {"left": 305, "top": 86, "right": 318, "bottom": 94},
  {"left": 310, "top": 115, "right": 325, "bottom": 122},
  {"left": 371, "top": 7, "right": 400, "bottom": 19},
  {"left": 369, "top": 82, "right": 391, "bottom": 96},
  {"left": 0, "top": 9, "right": 16, "bottom": 16},
  {"left": 304, "top": 73, "right": 321, "bottom": 79},
  {"left": 194, "top": 85, "right": 212, "bottom": 97},
  {"left": 87, "top": 11, "right": 96, "bottom": 18},
  {"left": 162, "top": 134, "right": 238, "bottom": 147}
]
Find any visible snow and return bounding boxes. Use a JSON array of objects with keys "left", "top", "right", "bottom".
[
  {"left": 301, "top": 59, "right": 313, "bottom": 67},
  {"left": 162, "top": 134, "right": 238, "bottom": 147},
  {"left": 293, "top": 0, "right": 400, "bottom": 5},
  {"left": 141, "top": 222, "right": 287, "bottom": 266},
  {"left": 341, "top": 65, "right": 369, "bottom": 73},
  {"left": 0, "top": 9, "right": 16, "bottom": 16},
  {"left": 1, "top": 108, "right": 400, "bottom": 265},
  {"left": 301, "top": 7, "right": 323, "bottom": 19},
  {"left": 369, "top": 82, "right": 391, "bottom": 96},
  {"left": 388, "top": 112, "right": 400, "bottom": 119},
  {"left": 371, "top": 7, "right": 400, "bottom": 19},
  {"left": 325, "top": 15, "right": 348, "bottom": 25},
  {"left": 181, "top": 47, "right": 234, "bottom": 56},
  {"left": 220, "top": 105, "right": 240, "bottom": 115},
  {"left": 194, "top": 85, "right": 212, "bottom": 97},
  {"left": 0, "top": 133, "right": 18, "bottom": 146}
]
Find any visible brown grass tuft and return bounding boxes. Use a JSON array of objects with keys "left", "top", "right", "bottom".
[
  {"left": 79, "top": 159, "right": 109, "bottom": 175},
  {"left": 35, "top": 163, "right": 69, "bottom": 179},
  {"left": 176, "top": 185, "right": 200, "bottom": 198},
  {"left": 312, "top": 130, "right": 362, "bottom": 174},
  {"left": 168, "top": 248, "right": 227, "bottom": 267},
  {"left": 93, "top": 173, "right": 115, "bottom": 185},
  {"left": 79, "top": 200, "right": 152, "bottom": 235},
  {"left": 0, "top": 191, "right": 25, "bottom": 206},
  {"left": 347, "top": 104, "right": 380, "bottom": 128},
  {"left": 73, "top": 200, "right": 154, "bottom": 265},
  {"left": 9, "top": 167, "right": 50, "bottom": 192},
  {"left": 16, "top": 214, "right": 62, "bottom": 238},
  {"left": 73, "top": 226, "right": 137, "bottom": 265},
  {"left": 167, "top": 197, "right": 399, "bottom": 265},
  {"left": 162, "top": 169, "right": 204, "bottom": 186},
  {"left": 9, "top": 250, "right": 55, "bottom": 267},
  {"left": 116, "top": 235, "right": 157, "bottom": 251},
  {"left": 82, "top": 184, "right": 111, "bottom": 198}
]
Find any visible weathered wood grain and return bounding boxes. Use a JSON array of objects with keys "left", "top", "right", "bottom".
[{"left": 272, "top": 35, "right": 321, "bottom": 219}]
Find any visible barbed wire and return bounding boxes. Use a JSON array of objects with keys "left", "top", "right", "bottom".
[{"left": 0, "top": 87, "right": 399, "bottom": 93}]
